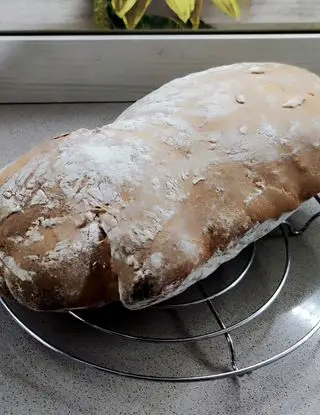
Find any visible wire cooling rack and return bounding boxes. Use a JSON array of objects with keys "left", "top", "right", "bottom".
[{"left": 2, "top": 196, "right": 320, "bottom": 382}]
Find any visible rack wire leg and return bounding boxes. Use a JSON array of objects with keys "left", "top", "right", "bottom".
[{"left": 198, "top": 282, "right": 240, "bottom": 373}]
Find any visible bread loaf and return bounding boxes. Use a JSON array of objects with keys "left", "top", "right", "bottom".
[{"left": 1, "top": 62, "right": 320, "bottom": 311}]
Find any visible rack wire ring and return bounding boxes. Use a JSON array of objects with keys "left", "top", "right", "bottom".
[{"left": 1, "top": 295, "right": 320, "bottom": 382}]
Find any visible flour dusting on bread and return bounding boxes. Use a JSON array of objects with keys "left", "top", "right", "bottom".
[{"left": 1, "top": 62, "right": 320, "bottom": 310}]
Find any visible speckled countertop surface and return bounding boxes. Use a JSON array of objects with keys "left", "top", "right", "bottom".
[{"left": 1, "top": 104, "right": 320, "bottom": 415}]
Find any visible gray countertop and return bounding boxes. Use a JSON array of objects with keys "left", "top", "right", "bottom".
[{"left": 1, "top": 103, "right": 320, "bottom": 415}]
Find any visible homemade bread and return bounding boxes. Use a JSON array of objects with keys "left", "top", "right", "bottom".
[{"left": 1, "top": 62, "right": 320, "bottom": 311}]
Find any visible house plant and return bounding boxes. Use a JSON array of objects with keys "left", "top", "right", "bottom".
[{"left": 94, "top": 0, "right": 244, "bottom": 29}]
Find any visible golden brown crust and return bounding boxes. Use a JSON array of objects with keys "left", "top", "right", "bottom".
[
  {"left": 1, "top": 62, "right": 320, "bottom": 310},
  {"left": 0, "top": 203, "right": 119, "bottom": 310}
]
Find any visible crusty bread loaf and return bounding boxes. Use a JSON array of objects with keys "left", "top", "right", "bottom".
[{"left": 1, "top": 62, "right": 320, "bottom": 311}]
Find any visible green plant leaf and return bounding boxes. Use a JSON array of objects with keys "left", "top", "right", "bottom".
[
  {"left": 94, "top": 0, "right": 214, "bottom": 30},
  {"left": 112, "top": 0, "right": 138, "bottom": 18},
  {"left": 105, "top": 0, "right": 126, "bottom": 28},
  {"left": 211, "top": 0, "right": 241, "bottom": 19},
  {"left": 165, "top": 0, "right": 196, "bottom": 23},
  {"left": 122, "top": 0, "right": 153, "bottom": 29}
]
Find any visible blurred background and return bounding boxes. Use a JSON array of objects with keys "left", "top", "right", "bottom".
[{"left": 1, "top": 0, "right": 319, "bottom": 33}]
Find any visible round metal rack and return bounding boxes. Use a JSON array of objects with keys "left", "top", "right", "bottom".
[{"left": 2, "top": 196, "right": 320, "bottom": 382}]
